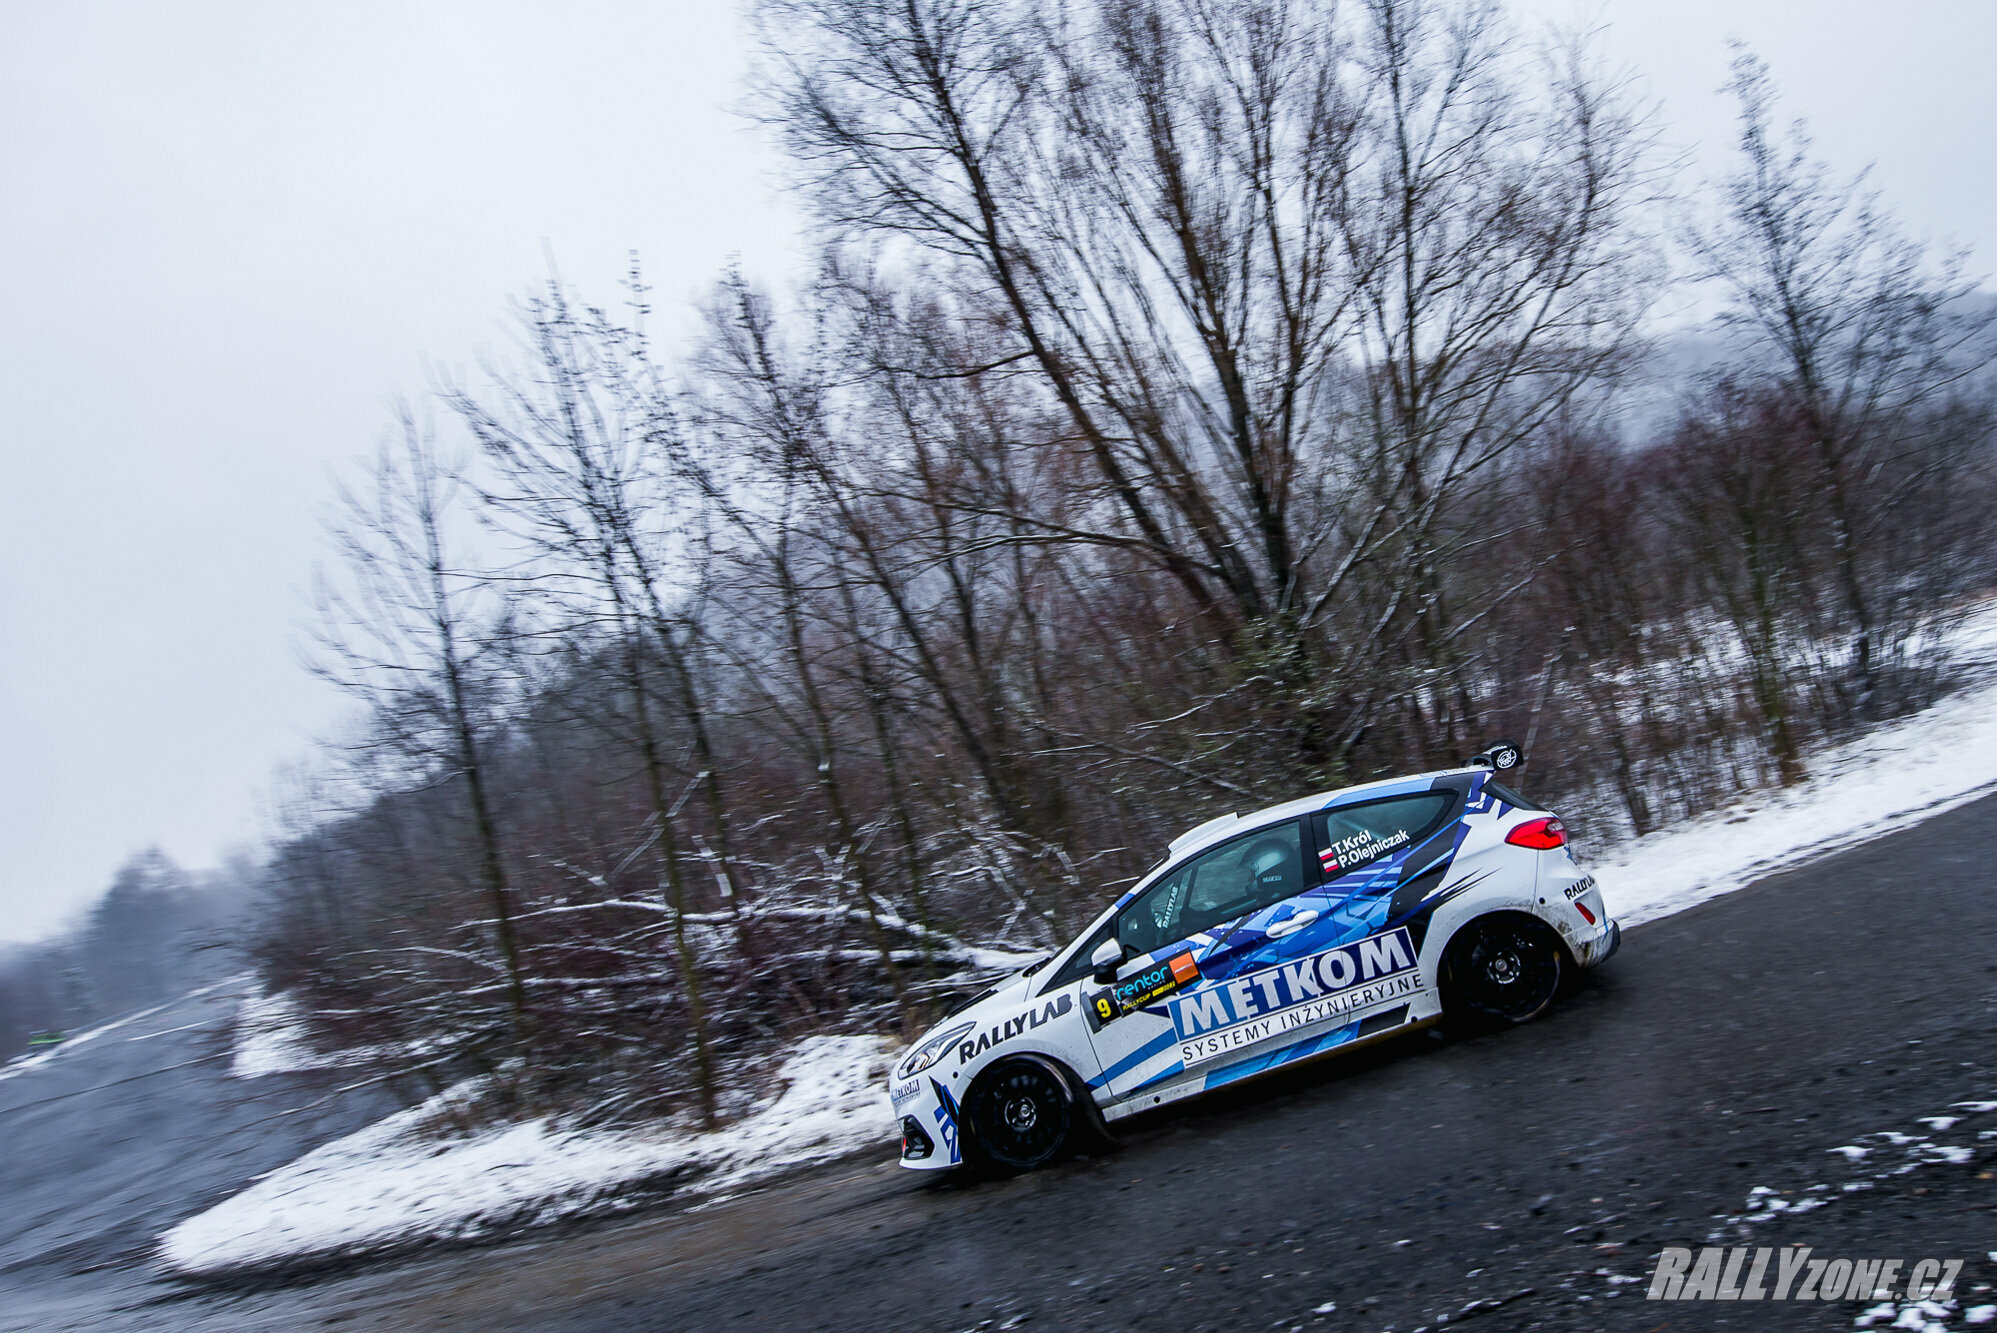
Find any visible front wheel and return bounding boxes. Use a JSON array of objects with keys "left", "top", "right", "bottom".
[
  {"left": 965, "top": 1057, "right": 1074, "bottom": 1172},
  {"left": 1441, "top": 915, "right": 1565, "bottom": 1031}
]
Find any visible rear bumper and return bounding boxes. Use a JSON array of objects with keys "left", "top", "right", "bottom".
[{"left": 1581, "top": 918, "right": 1622, "bottom": 968}]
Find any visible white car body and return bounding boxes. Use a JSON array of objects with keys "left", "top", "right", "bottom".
[{"left": 890, "top": 764, "right": 1619, "bottom": 1169}]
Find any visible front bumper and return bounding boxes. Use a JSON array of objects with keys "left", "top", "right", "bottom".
[{"left": 891, "top": 1075, "right": 965, "bottom": 1170}]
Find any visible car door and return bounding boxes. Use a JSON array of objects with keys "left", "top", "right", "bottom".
[
  {"left": 1078, "top": 818, "right": 1316, "bottom": 1105},
  {"left": 1081, "top": 785, "right": 1473, "bottom": 1105},
  {"left": 1305, "top": 780, "right": 1474, "bottom": 961}
]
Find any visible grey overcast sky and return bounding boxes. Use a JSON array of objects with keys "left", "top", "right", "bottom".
[{"left": 1, "top": 1, "right": 1993, "bottom": 945}]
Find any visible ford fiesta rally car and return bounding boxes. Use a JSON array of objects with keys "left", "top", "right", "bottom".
[{"left": 890, "top": 744, "right": 1620, "bottom": 1172}]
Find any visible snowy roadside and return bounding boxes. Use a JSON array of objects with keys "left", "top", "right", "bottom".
[
  {"left": 157, "top": 609, "right": 1997, "bottom": 1281},
  {"left": 230, "top": 986, "right": 388, "bottom": 1078},
  {"left": 159, "top": 1034, "right": 898, "bottom": 1278},
  {"left": 1586, "top": 628, "right": 1997, "bottom": 926}
]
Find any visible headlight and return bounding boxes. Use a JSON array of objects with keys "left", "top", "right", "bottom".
[{"left": 896, "top": 1020, "right": 976, "bottom": 1079}]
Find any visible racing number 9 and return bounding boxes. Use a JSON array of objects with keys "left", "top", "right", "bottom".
[{"left": 1093, "top": 993, "right": 1116, "bottom": 1024}]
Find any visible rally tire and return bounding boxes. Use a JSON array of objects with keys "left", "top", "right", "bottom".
[
  {"left": 1440, "top": 913, "right": 1564, "bottom": 1031},
  {"left": 964, "top": 1057, "right": 1074, "bottom": 1173}
]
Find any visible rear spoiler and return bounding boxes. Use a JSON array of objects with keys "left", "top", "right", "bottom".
[{"left": 1467, "top": 739, "right": 1523, "bottom": 772}]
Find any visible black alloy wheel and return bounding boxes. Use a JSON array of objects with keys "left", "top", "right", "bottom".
[
  {"left": 968, "top": 1058, "right": 1073, "bottom": 1171},
  {"left": 1442, "top": 915, "right": 1564, "bottom": 1028}
]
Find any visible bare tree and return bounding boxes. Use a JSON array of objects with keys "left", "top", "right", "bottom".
[
  {"left": 757, "top": 0, "right": 1659, "bottom": 778},
  {"left": 1695, "top": 47, "right": 1996, "bottom": 710},
  {"left": 441, "top": 275, "right": 731, "bottom": 1120},
  {"left": 310, "top": 415, "right": 533, "bottom": 1052}
]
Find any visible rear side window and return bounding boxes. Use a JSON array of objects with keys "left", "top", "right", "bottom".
[{"left": 1313, "top": 792, "right": 1456, "bottom": 878}]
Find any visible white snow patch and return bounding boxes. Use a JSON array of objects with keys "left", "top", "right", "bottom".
[
  {"left": 1715, "top": 1097, "right": 1994, "bottom": 1241},
  {"left": 1856, "top": 1298, "right": 1962, "bottom": 1331},
  {"left": 1590, "top": 629, "right": 1997, "bottom": 928},
  {"left": 231, "top": 990, "right": 325, "bottom": 1078},
  {"left": 159, "top": 1034, "right": 896, "bottom": 1277},
  {"left": 230, "top": 987, "right": 378, "bottom": 1078}
]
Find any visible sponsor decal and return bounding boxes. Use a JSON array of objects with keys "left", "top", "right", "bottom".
[
  {"left": 1563, "top": 875, "right": 1597, "bottom": 901},
  {"left": 890, "top": 1079, "right": 921, "bottom": 1111},
  {"left": 1168, "top": 927, "right": 1422, "bottom": 1068},
  {"left": 1646, "top": 1247, "right": 1963, "bottom": 1303},
  {"left": 928, "top": 1078, "right": 960, "bottom": 1159},
  {"left": 956, "top": 992, "right": 1075, "bottom": 1064},
  {"left": 1318, "top": 826, "right": 1409, "bottom": 876},
  {"left": 1086, "top": 951, "right": 1200, "bottom": 1031},
  {"left": 1120, "top": 951, "right": 1200, "bottom": 1010}
]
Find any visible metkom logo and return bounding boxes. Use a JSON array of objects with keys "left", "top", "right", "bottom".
[{"left": 1168, "top": 928, "right": 1421, "bottom": 1067}]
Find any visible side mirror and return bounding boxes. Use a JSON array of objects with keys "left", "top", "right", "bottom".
[{"left": 1089, "top": 938, "right": 1124, "bottom": 983}]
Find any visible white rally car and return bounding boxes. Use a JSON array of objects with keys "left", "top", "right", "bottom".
[{"left": 890, "top": 745, "right": 1620, "bottom": 1171}]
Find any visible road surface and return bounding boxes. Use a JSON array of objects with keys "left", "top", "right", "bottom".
[{"left": 6, "top": 792, "right": 1995, "bottom": 1331}]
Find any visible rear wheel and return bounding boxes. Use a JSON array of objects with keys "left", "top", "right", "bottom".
[
  {"left": 966, "top": 1057, "right": 1074, "bottom": 1172},
  {"left": 1441, "top": 915, "right": 1564, "bottom": 1030}
]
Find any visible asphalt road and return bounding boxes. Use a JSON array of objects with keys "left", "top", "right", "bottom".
[
  {"left": 0, "top": 979, "right": 396, "bottom": 1332},
  {"left": 10, "top": 792, "right": 1997, "bottom": 1332}
]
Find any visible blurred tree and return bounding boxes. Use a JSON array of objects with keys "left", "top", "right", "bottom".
[{"left": 1696, "top": 47, "right": 1997, "bottom": 713}]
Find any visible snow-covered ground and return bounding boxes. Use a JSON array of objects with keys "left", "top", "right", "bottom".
[
  {"left": 159, "top": 1034, "right": 897, "bottom": 1277},
  {"left": 1589, "top": 626, "right": 1997, "bottom": 926},
  {"left": 158, "top": 608, "right": 1997, "bottom": 1279},
  {"left": 229, "top": 986, "right": 387, "bottom": 1078}
]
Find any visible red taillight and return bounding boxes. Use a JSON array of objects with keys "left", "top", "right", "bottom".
[{"left": 1505, "top": 816, "right": 1567, "bottom": 850}]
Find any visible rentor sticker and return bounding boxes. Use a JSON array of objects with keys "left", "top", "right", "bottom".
[
  {"left": 1114, "top": 949, "right": 1200, "bottom": 1011},
  {"left": 1089, "top": 950, "right": 1201, "bottom": 1029}
]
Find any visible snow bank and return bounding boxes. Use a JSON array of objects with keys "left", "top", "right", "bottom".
[
  {"left": 159, "top": 1034, "right": 896, "bottom": 1277},
  {"left": 229, "top": 985, "right": 394, "bottom": 1078},
  {"left": 1591, "top": 650, "right": 1997, "bottom": 927}
]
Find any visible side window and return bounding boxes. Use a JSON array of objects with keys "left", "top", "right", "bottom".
[
  {"left": 1313, "top": 792, "right": 1456, "bottom": 879},
  {"left": 1116, "top": 820, "right": 1304, "bottom": 957}
]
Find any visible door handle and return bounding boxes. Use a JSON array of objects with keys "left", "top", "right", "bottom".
[{"left": 1266, "top": 909, "right": 1319, "bottom": 938}]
